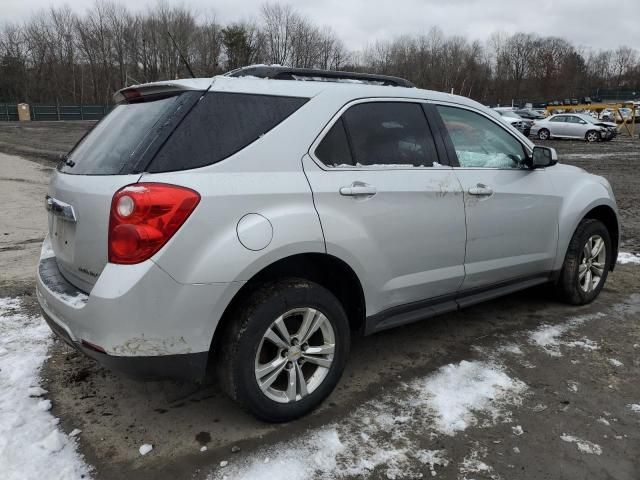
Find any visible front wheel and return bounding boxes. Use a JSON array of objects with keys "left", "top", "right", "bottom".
[
  {"left": 556, "top": 219, "right": 611, "bottom": 305},
  {"left": 585, "top": 130, "right": 600, "bottom": 142},
  {"left": 217, "top": 279, "right": 350, "bottom": 422}
]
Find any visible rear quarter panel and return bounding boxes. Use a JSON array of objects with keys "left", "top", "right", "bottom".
[{"left": 138, "top": 93, "right": 346, "bottom": 285}]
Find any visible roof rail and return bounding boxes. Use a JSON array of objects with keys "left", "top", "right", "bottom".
[{"left": 225, "top": 65, "right": 415, "bottom": 88}]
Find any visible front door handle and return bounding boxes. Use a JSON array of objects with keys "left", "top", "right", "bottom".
[
  {"left": 339, "top": 184, "right": 377, "bottom": 197},
  {"left": 468, "top": 184, "right": 493, "bottom": 196}
]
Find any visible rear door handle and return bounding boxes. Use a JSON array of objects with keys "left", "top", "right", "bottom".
[
  {"left": 339, "top": 184, "right": 377, "bottom": 197},
  {"left": 468, "top": 184, "right": 493, "bottom": 196}
]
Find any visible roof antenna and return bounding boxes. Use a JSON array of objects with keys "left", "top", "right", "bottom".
[{"left": 167, "top": 30, "right": 196, "bottom": 78}]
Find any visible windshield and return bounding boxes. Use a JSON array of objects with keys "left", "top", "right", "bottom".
[
  {"left": 578, "top": 114, "right": 597, "bottom": 124},
  {"left": 499, "top": 110, "right": 522, "bottom": 119}
]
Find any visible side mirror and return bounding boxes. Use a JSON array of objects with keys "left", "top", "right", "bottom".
[{"left": 530, "top": 146, "right": 558, "bottom": 168}]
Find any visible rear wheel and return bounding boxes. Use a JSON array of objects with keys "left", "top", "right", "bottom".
[
  {"left": 537, "top": 129, "right": 550, "bottom": 140},
  {"left": 585, "top": 130, "right": 600, "bottom": 142},
  {"left": 217, "top": 279, "right": 350, "bottom": 422},
  {"left": 556, "top": 219, "right": 611, "bottom": 305}
]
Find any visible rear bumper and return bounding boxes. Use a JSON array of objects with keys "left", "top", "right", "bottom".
[
  {"left": 40, "top": 305, "right": 208, "bottom": 381},
  {"left": 36, "top": 239, "right": 243, "bottom": 381}
]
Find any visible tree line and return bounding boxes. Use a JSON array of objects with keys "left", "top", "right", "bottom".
[{"left": 1, "top": 1, "right": 638, "bottom": 105}]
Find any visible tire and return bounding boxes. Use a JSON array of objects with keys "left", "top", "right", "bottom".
[
  {"left": 585, "top": 130, "right": 600, "bottom": 142},
  {"left": 537, "top": 129, "right": 550, "bottom": 140},
  {"left": 556, "top": 219, "right": 611, "bottom": 305},
  {"left": 217, "top": 278, "right": 350, "bottom": 422}
]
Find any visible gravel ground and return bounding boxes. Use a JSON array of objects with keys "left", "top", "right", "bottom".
[{"left": 0, "top": 122, "right": 639, "bottom": 480}]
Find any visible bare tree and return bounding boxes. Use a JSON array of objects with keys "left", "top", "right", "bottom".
[{"left": 1, "top": 0, "right": 639, "bottom": 105}]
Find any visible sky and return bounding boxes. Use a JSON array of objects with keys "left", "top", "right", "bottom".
[{"left": 1, "top": 0, "right": 639, "bottom": 52}]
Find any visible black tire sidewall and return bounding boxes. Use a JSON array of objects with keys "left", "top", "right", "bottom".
[
  {"left": 232, "top": 280, "right": 350, "bottom": 422},
  {"left": 560, "top": 220, "right": 611, "bottom": 304}
]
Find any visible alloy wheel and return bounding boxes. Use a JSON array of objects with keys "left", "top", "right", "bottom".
[
  {"left": 586, "top": 131, "right": 599, "bottom": 142},
  {"left": 578, "top": 235, "right": 606, "bottom": 293},
  {"left": 254, "top": 308, "right": 335, "bottom": 403}
]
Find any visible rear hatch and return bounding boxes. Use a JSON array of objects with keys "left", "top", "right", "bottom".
[{"left": 48, "top": 86, "right": 205, "bottom": 292}]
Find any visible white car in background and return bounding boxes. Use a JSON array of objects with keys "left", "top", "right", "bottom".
[
  {"left": 531, "top": 113, "right": 617, "bottom": 142},
  {"left": 493, "top": 108, "right": 532, "bottom": 136}
]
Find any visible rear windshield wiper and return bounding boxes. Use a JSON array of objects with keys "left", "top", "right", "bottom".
[{"left": 58, "top": 153, "right": 75, "bottom": 168}]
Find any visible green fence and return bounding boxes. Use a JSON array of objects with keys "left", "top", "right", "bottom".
[{"left": 0, "top": 104, "right": 112, "bottom": 121}]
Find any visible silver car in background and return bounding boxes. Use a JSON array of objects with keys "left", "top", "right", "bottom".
[
  {"left": 36, "top": 66, "right": 620, "bottom": 422},
  {"left": 532, "top": 113, "right": 617, "bottom": 142}
]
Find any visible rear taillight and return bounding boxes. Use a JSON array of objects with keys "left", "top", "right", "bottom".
[{"left": 108, "top": 183, "right": 200, "bottom": 264}]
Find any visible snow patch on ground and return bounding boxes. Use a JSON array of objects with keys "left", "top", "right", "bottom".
[
  {"left": 208, "top": 361, "right": 525, "bottom": 480},
  {"left": 567, "top": 381, "right": 579, "bottom": 393},
  {"left": 560, "top": 434, "right": 602, "bottom": 455},
  {"left": 208, "top": 429, "right": 344, "bottom": 480},
  {"left": 0, "top": 297, "right": 91, "bottom": 480},
  {"left": 209, "top": 361, "right": 527, "bottom": 480},
  {"left": 608, "top": 358, "right": 624, "bottom": 367},
  {"left": 413, "top": 449, "right": 449, "bottom": 476},
  {"left": 459, "top": 447, "right": 493, "bottom": 478},
  {"left": 628, "top": 404, "right": 640, "bottom": 413},
  {"left": 529, "top": 313, "right": 605, "bottom": 356},
  {"left": 617, "top": 252, "right": 640, "bottom": 265},
  {"left": 498, "top": 344, "right": 524, "bottom": 355},
  {"left": 565, "top": 338, "right": 599, "bottom": 350},
  {"left": 416, "top": 360, "right": 527, "bottom": 435}
]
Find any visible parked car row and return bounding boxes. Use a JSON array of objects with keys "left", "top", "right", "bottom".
[{"left": 493, "top": 108, "right": 618, "bottom": 142}]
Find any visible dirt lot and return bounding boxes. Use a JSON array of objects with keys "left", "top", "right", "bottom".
[{"left": 1, "top": 122, "right": 639, "bottom": 480}]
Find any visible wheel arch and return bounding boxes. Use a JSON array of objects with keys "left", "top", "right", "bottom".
[
  {"left": 583, "top": 204, "right": 619, "bottom": 270},
  {"left": 556, "top": 200, "right": 620, "bottom": 274},
  {"left": 209, "top": 252, "right": 366, "bottom": 356}
]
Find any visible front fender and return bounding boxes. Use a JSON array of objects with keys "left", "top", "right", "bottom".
[{"left": 553, "top": 176, "right": 619, "bottom": 272}]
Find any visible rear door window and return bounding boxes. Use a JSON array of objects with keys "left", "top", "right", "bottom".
[
  {"left": 148, "top": 93, "right": 308, "bottom": 172},
  {"left": 344, "top": 102, "right": 436, "bottom": 167}
]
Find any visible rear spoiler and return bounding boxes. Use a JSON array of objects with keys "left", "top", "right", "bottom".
[{"left": 114, "top": 79, "right": 212, "bottom": 103}]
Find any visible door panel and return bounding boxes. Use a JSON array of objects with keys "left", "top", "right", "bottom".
[
  {"left": 455, "top": 169, "right": 560, "bottom": 288},
  {"left": 549, "top": 116, "right": 569, "bottom": 137},
  {"left": 303, "top": 156, "right": 466, "bottom": 315},
  {"left": 564, "top": 116, "right": 584, "bottom": 138},
  {"left": 434, "top": 103, "right": 562, "bottom": 290}
]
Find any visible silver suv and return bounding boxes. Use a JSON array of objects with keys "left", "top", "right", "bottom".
[{"left": 37, "top": 66, "right": 619, "bottom": 422}]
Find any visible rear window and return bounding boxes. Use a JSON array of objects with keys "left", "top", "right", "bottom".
[
  {"left": 147, "top": 92, "right": 309, "bottom": 172},
  {"left": 59, "top": 94, "right": 191, "bottom": 175}
]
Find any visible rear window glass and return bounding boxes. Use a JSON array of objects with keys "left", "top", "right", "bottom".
[
  {"left": 59, "top": 95, "right": 183, "bottom": 175},
  {"left": 148, "top": 92, "right": 308, "bottom": 172}
]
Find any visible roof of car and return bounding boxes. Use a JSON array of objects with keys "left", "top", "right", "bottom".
[{"left": 118, "top": 72, "right": 485, "bottom": 111}]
